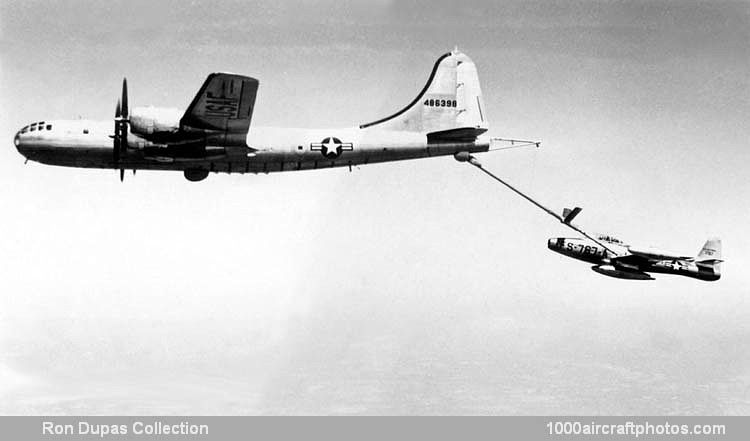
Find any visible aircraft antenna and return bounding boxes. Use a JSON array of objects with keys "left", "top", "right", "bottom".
[{"left": 488, "top": 137, "right": 540, "bottom": 152}]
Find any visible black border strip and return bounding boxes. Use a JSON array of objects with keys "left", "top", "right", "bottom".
[{"left": 359, "top": 52, "right": 452, "bottom": 129}]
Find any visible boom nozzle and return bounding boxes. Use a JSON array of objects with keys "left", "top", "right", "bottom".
[{"left": 454, "top": 151, "right": 482, "bottom": 167}]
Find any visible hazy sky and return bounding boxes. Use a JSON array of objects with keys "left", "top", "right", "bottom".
[{"left": 1, "top": 0, "right": 748, "bottom": 414}]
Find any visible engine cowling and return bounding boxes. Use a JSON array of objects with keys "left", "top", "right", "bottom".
[
  {"left": 591, "top": 265, "right": 654, "bottom": 280},
  {"left": 184, "top": 168, "right": 209, "bottom": 182},
  {"left": 129, "top": 106, "right": 182, "bottom": 136}
]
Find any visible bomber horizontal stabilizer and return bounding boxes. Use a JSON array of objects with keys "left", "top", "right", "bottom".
[{"left": 427, "top": 127, "right": 488, "bottom": 143}]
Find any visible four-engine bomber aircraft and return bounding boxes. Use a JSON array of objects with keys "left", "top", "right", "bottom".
[
  {"left": 461, "top": 155, "right": 722, "bottom": 281},
  {"left": 14, "top": 50, "right": 505, "bottom": 181}
]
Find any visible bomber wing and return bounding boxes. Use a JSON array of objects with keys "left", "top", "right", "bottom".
[{"left": 180, "top": 73, "right": 259, "bottom": 133}]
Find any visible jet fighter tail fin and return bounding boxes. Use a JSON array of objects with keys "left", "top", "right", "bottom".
[
  {"left": 696, "top": 238, "right": 722, "bottom": 280},
  {"left": 360, "top": 50, "right": 488, "bottom": 140},
  {"left": 697, "top": 238, "right": 722, "bottom": 263}
]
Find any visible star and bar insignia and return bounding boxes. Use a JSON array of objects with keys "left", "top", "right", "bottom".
[{"left": 310, "top": 137, "right": 353, "bottom": 159}]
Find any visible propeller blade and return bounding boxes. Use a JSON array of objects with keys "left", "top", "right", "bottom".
[
  {"left": 121, "top": 78, "right": 128, "bottom": 118},
  {"left": 113, "top": 78, "right": 129, "bottom": 179},
  {"left": 113, "top": 100, "right": 121, "bottom": 164}
]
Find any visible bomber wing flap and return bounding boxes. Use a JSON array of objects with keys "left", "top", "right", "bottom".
[{"left": 180, "top": 73, "right": 259, "bottom": 133}]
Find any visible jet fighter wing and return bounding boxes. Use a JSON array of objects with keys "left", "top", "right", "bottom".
[
  {"left": 609, "top": 253, "right": 652, "bottom": 268},
  {"left": 180, "top": 73, "right": 259, "bottom": 133},
  {"left": 611, "top": 247, "right": 693, "bottom": 271},
  {"left": 626, "top": 247, "right": 693, "bottom": 261}
]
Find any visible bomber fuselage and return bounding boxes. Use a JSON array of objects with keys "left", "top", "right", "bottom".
[{"left": 14, "top": 120, "right": 489, "bottom": 175}]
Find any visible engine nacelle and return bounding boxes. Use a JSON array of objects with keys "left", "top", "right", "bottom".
[
  {"left": 184, "top": 168, "right": 209, "bottom": 182},
  {"left": 130, "top": 106, "right": 182, "bottom": 136},
  {"left": 591, "top": 265, "right": 654, "bottom": 280}
]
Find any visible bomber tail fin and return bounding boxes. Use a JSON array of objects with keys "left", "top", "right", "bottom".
[{"left": 360, "top": 50, "right": 488, "bottom": 140}]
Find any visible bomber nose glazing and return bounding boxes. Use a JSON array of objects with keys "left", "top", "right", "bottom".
[{"left": 14, "top": 129, "right": 27, "bottom": 157}]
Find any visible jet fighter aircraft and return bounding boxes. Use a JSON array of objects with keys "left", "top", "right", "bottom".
[
  {"left": 548, "top": 229, "right": 722, "bottom": 281},
  {"left": 462, "top": 155, "right": 722, "bottom": 281},
  {"left": 14, "top": 50, "right": 514, "bottom": 181}
]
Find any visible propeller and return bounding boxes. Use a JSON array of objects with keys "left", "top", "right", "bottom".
[{"left": 113, "top": 78, "right": 129, "bottom": 181}]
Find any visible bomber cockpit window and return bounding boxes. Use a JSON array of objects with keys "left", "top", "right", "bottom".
[
  {"left": 83, "top": 129, "right": 89, "bottom": 134},
  {"left": 30, "top": 123, "right": 37, "bottom": 131},
  {"left": 20, "top": 125, "right": 29, "bottom": 133},
  {"left": 46, "top": 124, "right": 52, "bottom": 130}
]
